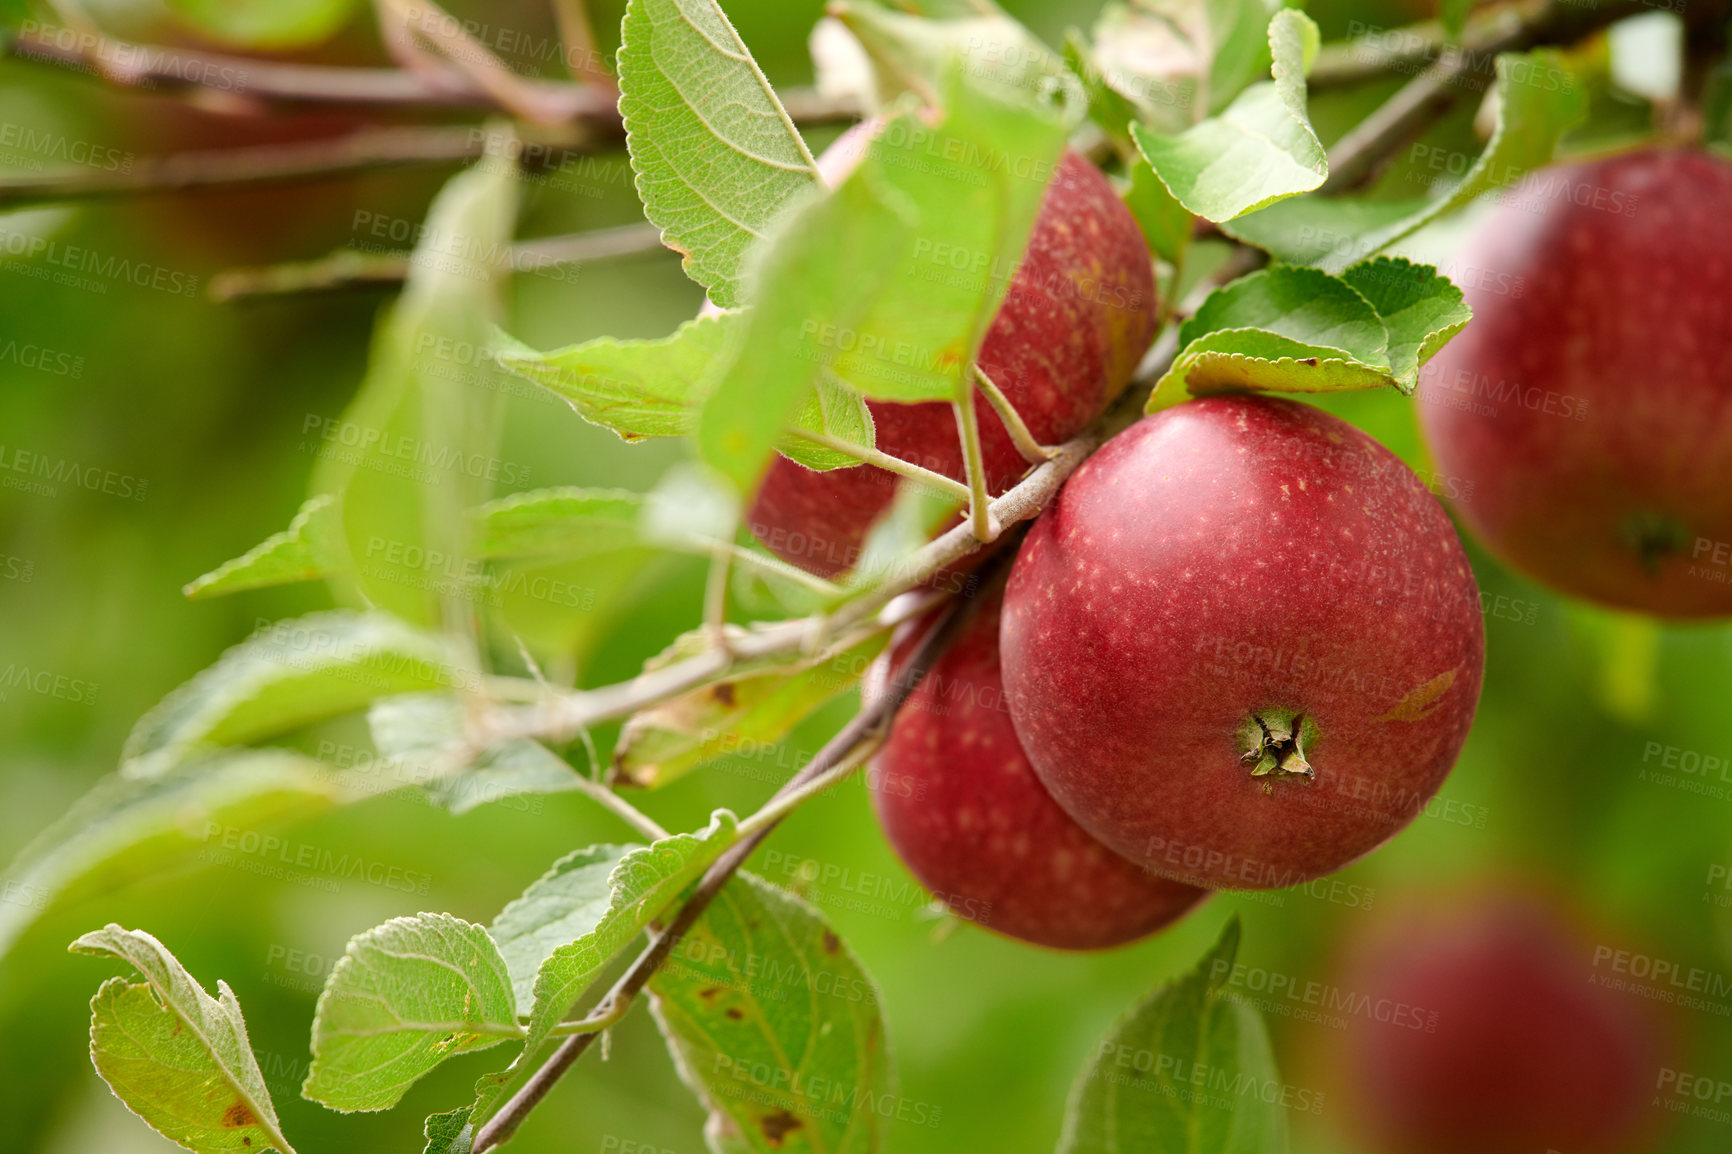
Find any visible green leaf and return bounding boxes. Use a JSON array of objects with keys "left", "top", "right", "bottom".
[
  {"left": 1704, "top": 53, "right": 1732, "bottom": 151},
  {"left": 1223, "top": 49, "right": 1588, "bottom": 271},
  {"left": 617, "top": 0, "right": 823, "bottom": 308},
  {"left": 695, "top": 163, "right": 910, "bottom": 490},
  {"left": 165, "top": 0, "right": 356, "bottom": 49},
  {"left": 1124, "top": 153, "right": 1194, "bottom": 265},
  {"left": 488, "top": 844, "right": 636, "bottom": 1009},
  {"left": 1064, "top": 30, "right": 1147, "bottom": 151},
  {"left": 0, "top": 752, "right": 363, "bottom": 961},
  {"left": 423, "top": 1106, "right": 474, "bottom": 1154},
  {"left": 179, "top": 489, "right": 643, "bottom": 599},
  {"left": 496, "top": 316, "right": 732, "bottom": 443},
  {"left": 303, "top": 913, "right": 520, "bottom": 1113},
  {"left": 831, "top": 2, "right": 1077, "bottom": 108},
  {"left": 643, "top": 461, "right": 745, "bottom": 548},
  {"left": 1182, "top": 266, "right": 1388, "bottom": 361},
  {"left": 1439, "top": 0, "right": 1475, "bottom": 39},
  {"left": 475, "top": 488, "right": 648, "bottom": 560},
  {"left": 1148, "top": 261, "right": 1470, "bottom": 408},
  {"left": 1148, "top": 264, "right": 1387, "bottom": 410},
  {"left": 1058, "top": 918, "right": 1288, "bottom": 1154},
  {"left": 1078, "top": 2, "right": 1201, "bottom": 135},
  {"left": 1131, "top": 9, "right": 1325, "bottom": 223},
  {"left": 184, "top": 495, "right": 339, "bottom": 599},
  {"left": 470, "top": 811, "right": 740, "bottom": 1124},
  {"left": 612, "top": 633, "right": 885, "bottom": 789},
  {"left": 847, "top": 479, "right": 967, "bottom": 591},
  {"left": 782, "top": 375, "right": 878, "bottom": 472},
  {"left": 830, "top": 70, "right": 1076, "bottom": 405},
  {"left": 1217, "top": 196, "right": 1420, "bottom": 270},
  {"left": 72, "top": 925, "right": 296, "bottom": 1154},
  {"left": 698, "top": 68, "right": 1074, "bottom": 490},
  {"left": 1340, "top": 258, "right": 1472, "bottom": 391},
  {"left": 311, "top": 154, "right": 519, "bottom": 627},
  {"left": 122, "top": 611, "right": 475, "bottom": 778},
  {"left": 368, "top": 694, "right": 582, "bottom": 815},
  {"left": 647, "top": 872, "right": 894, "bottom": 1153},
  {"left": 1080, "top": 0, "right": 1280, "bottom": 130},
  {"left": 498, "top": 316, "right": 877, "bottom": 473},
  {"left": 1199, "top": 0, "right": 1283, "bottom": 116}
]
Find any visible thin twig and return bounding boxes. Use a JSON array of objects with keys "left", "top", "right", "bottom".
[
  {"left": 973, "top": 363, "right": 1054, "bottom": 464},
  {"left": 785, "top": 430, "right": 972, "bottom": 503},
  {"left": 552, "top": 0, "right": 610, "bottom": 85},
  {"left": 953, "top": 388, "right": 994, "bottom": 542},
  {"left": 208, "top": 223, "right": 670, "bottom": 301},
  {"left": 469, "top": 596, "right": 971, "bottom": 1154},
  {"left": 702, "top": 537, "right": 735, "bottom": 654},
  {"left": 732, "top": 733, "right": 885, "bottom": 839},
  {"left": 546, "top": 994, "right": 635, "bottom": 1036},
  {"left": 0, "top": 124, "right": 490, "bottom": 208},
  {"left": 380, "top": 0, "right": 577, "bottom": 124},
  {"left": 1309, "top": 20, "right": 1448, "bottom": 90},
  {"left": 8, "top": 28, "right": 617, "bottom": 117},
  {"left": 566, "top": 774, "right": 669, "bottom": 842},
  {"left": 1322, "top": 0, "right": 1655, "bottom": 193},
  {"left": 7, "top": 28, "right": 861, "bottom": 122}
]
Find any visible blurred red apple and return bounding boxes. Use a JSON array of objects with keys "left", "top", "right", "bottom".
[
  {"left": 1338, "top": 889, "right": 1670, "bottom": 1154},
  {"left": 1417, "top": 149, "right": 1732, "bottom": 617},
  {"left": 1001, "top": 395, "right": 1484, "bottom": 890}
]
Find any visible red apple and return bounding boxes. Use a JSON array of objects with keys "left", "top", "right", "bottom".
[
  {"left": 872, "top": 591, "right": 1207, "bottom": 950},
  {"left": 1416, "top": 148, "right": 1732, "bottom": 617},
  {"left": 1000, "top": 395, "right": 1484, "bottom": 890},
  {"left": 1337, "top": 890, "right": 1670, "bottom": 1154},
  {"left": 747, "top": 132, "right": 1159, "bottom": 577}
]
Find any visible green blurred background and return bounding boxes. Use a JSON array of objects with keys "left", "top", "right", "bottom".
[{"left": 1, "top": 0, "right": 1728, "bottom": 1151}]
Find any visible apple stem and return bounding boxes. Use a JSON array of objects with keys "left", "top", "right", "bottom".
[
  {"left": 783, "top": 428, "right": 972, "bottom": 504},
  {"left": 974, "top": 363, "right": 1057, "bottom": 465},
  {"left": 1238, "top": 709, "right": 1318, "bottom": 782},
  {"left": 954, "top": 387, "right": 998, "bottom": 542},
  {"left": 702, "top": 538, "right": 737, "bottom": 658}
]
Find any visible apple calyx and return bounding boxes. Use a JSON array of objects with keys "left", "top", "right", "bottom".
[
  {"left": 1618, "top": 511, "right": 1692, "bottom": 574},
  {"left": 1238, "top": 709, "right": 1318, "bottom": 782}
]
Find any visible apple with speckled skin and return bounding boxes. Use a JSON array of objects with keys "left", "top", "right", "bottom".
[
  {"left": 1000, "top": 396, "right": 1484, "bottom": 890},
  {"left": 1337, "top": 890, "right": 1670, "bottom": 1154},
  {"left": 1417, "top": 149, "right": 1732, "bottom": 617},
  {"left": 747, "top": 125, "right": 1159, "bottom": 578},
  {"left": 871, "top": 592, "right": 1208, "bottom": 950}
]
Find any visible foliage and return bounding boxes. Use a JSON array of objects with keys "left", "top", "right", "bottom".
[{"left": 0, "top": 0, "right": 1712, "bottom": 1152}]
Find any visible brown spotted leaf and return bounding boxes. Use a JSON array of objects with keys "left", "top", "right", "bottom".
[
  {"left": 72, "top": 924, "right": 297, "bottom": 1153},
  {"left": 648, "top": 872, "right": 896, "bottom": 1153},
  {"left": 613, "top": 634, "right": 885, "bottom": 789}
]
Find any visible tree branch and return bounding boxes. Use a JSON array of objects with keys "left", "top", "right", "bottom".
[
  {"left": 207, "top": 222, "right": 671, "bottom": 301},
  {"left": 469, "top": 594, "right": 974, "bottom": 1154},
  {"left": 474, "top": 248, "right": 1258, "bottom": 754},
  {"left": 1322, "top": 0, "right": 1658, "bottom": 192},
  {"left": 379, "top": 0, "right": 588, "bottom": 124},
  {"left": 0, "top": 124, "right": 491, "bottom": 208},
  {"left": 8, "top": 27, "right": 616, "bottom": 117},
  {"left": 6, "top": 27, "right": 861, "bottom": 124}
]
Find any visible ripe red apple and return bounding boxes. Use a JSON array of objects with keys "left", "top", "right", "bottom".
[
  {"left": 1337, "top": 890, "right": 1670, "bottom": 1154},
  {"left": 747, "top": 129, "right": 1159, "bottom": 577},
  {"left": 871, "top": 591, "right": 1208, "bottom": 950},
  {"left": 1416, "top": 148, "right": 1732, "bottom": 617},
  {"left": 999, "top": 396, "right": 1484, "bottom": 890}
]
